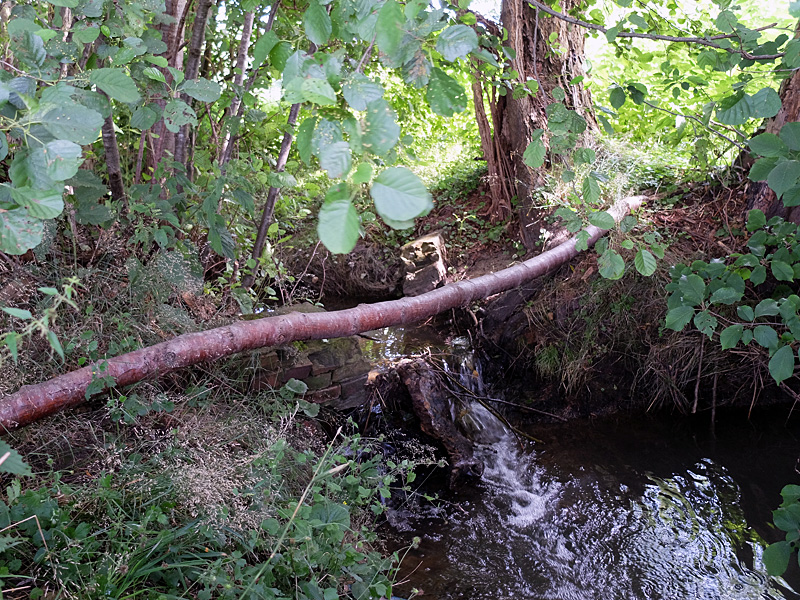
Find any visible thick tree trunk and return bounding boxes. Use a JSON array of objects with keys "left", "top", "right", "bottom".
[
  {"left": 748, "top": 22, "right": 800, "bottom": 221},
  {"left": 0, "top": 197, "right": 643, "bottom": 430},
  {"left": 480, "top": 0, "right": 593, "bottom": 249}
]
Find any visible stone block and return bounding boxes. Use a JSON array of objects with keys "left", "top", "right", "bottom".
[
  {"left": 403, "top": 262, "right": 447, "bottom": 297},
  {"left": 250, "top": 371, "right": 280, "bottom": 392},
  {"left": 281, "top": 358, "right": 312, "bottom": 383},
  {"left": 340, "top": 373, "right": 369, "bottom": 397},
  {"left": 259, "top": 351, "right": 280, "bottom": 371},
  {"left": 305, "top": 372, "right": 332, "bottom": 390},
  {"left": 308, "top": 385, "right": 341, "bottom": 404},
  {"left": 308, "top": 337, "right": 360, "bottom": 374},
  {"left": 332, "top": 357, "right": 372, "bottom": 382}
]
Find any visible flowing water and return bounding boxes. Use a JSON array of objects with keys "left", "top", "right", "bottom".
[
  {"left": 357, "top": 326, "right": 800, "bottom": 599},
  {"left": 391, "top": 412, "right": 800, "bottom": 600}
]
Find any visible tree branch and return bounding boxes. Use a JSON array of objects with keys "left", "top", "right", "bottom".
[
  {"left": 527, "top": 0, "right": 783, "bottom": 61},
  {"left": 641, "top": 100, "right": 746, "bottom": 150}
]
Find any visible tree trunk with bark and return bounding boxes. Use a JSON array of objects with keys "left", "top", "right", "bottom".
[
  {"left": 477, "top": 0, "right": 594, "bottom": 249},
  {"left": 0, "top": 197, "right": 643, "bottom": 430}
]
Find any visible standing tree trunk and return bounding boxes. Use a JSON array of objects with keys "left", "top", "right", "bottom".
[
  {"left": 219, "top": 11, "right": 256, "bottom": 164},
  {"left": 748, "top": 21, "right": 800, "bottom": 221},
  {"left": 478, "top": 0, "right": 594, "bottom": 249}
]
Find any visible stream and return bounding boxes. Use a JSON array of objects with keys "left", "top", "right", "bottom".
[{"left": 358, "top": 327, "right": 800, "bottom": 600}]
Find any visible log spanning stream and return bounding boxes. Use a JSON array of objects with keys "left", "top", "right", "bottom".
[{"left": 360, "top": 327, "right": 800, "bottom": 600}]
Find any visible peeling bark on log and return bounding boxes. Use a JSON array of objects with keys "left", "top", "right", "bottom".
[
  {"left": 397, "top": 359, "right": 482, "bottom": 488},
  {"left": 0, "top": 196, "right": 645, "bottom": 430}
]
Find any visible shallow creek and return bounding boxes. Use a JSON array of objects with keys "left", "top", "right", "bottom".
[{"left": 356, "top": 326, "right": 800, "bottom": 600}]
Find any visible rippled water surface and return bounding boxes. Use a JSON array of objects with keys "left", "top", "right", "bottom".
[{"left": 391, "top": 412, "right": 800, "bottom": 600}]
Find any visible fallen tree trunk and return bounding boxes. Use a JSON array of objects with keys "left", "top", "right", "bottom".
[{"left": 0, "top": 196, "right": 645, "bottom": 430}]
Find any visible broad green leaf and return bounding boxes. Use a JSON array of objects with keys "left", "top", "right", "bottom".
[
  {"left": 142, "top": 66, "right": 167, "bottom": 82},
  {"left": 270, "top": 41, "right": 292, "bottom": 72},
  {"left": 719, "top": 324, "right": 743, "bottom": 349},
  {"left": 318, "top": 184, "right": 359, "bottom": 254},
  {"left": 780, "top": 122, "right": 800, "bottom": 151},
  {"left": 0, "top": 207, "right": 44, "bottom": 255},
  {"left": 301, "top": 77, "right": 337, "bottom": 105},
  {"left": 319, "top": 141, "right": 352, "bottom": 179},
  {"left": 436, "top": 24, "right": 478, "bottom": 62},
  {"left": 426, "top": 68, "right": 467, "bottom": 117},
  {"left": 746, "top": 209, "right": 766, "bottom": 231},
  {"left": 311, "top": 119, "right": 343, "bottom": 157},
  {"left": 12, "top": 187, "right": 64, "bottom": 219},
  {"left": 754, "top": 324, "right": 778, "bottom": 350},
  {"left": 749, "top": 157, "right": 777, "bottom": 181},
  {"left": 751, "top": 265, "right": 767, "bottom": 285},
  {"left": 252, "top": 31, "right": 279, "bottom": 69},
  {"left": 693, "top": 310, "right": 718, "bottom": 338},
  {"left": 772, "top": 259, "right": 794, "bottom": 282},
  {"left": 598, "top": 249, "right": 625, "bottom": 280},
  {"left": 763, "top": 541, "right": 791, "bottom": 576},
  {"left": 73, "top": 26, "right": 100, "bottom": 44},
  {"left": 362, "top": 99, "right": 399, "bottom": 156},
  {"left": 767, "top": 160, "right": 800, "bottom": 198},
  {"left": 748, "top": 133, "right": 788, "bottom": 157},
  {"left": 131, "top": 105, "right": 159, "bottom": 130},
  {"left": 573, "top": 147, "right": 596, "bottom": 166},
  {"left": 90, "top": 68, "right": 140, "bottom": 103},
  {"left": 30, "top": 140, "right": 82, "bottom": 181},
  {"left": 181, "top": 78, "right": 221, "bottom": 102},
  {"left": 761, "top": 541, "right": 792, "bottom": 577},
  {"left": 750, "top": 87, "right": 781, "bottom": 119},
  {"left": 0, "top": 440, "right": 31, "bottom": 476},
  {"left": 709, "top": 286, "right": 742, "bottom": 305},
  {"left": 163, "top": 99, "right": 197, "bottom": 132},
  {"left": 370, "top": 167, "right": 432, "bottom": 223},
  {"left": 634, "top": 248, "right": 656, "bottom": 276},
  {"left": 678, "top": 274, "right": 706, "bottom": 306},
  {"left": 522, "top": 139, "right": 546, "bottom": 169},
  {"left": 588, "top": 210, "right": 615, "bottom": 230},
  {"left": 42, "top": 104, "right": 103, "bottom": 145},
  {"left": 304, "top": 0, "right": 332, "bottom": 46},
  {"left": 376, "top": 0, "right": 404, "bottom": 56},
  {"left": 665, "top": 305, "right": 695, "bottom": 330},
  {"left": 582, "top": 175, "right": 601, "bottom": 205},
  {"left": 609, "top": 87, "right": 626, "bottom": 109},
  {"left": 715, "top": 93, "right": 751, "bottom": 125},
  {"left": 342, "top": 74, "right": 384, "bottom": 111},
  {"left": 737, "top": 305, "right": 755, "bottom": 321},
  {"left": 352, "top": 163, "right": 373, "bottom": 185},
  {"left": 297, "top": 117, "right": 318, "bottom": 165},
  {"left": 774, "top": 503, "right": 800, "bottom": 531},
  {"left": 769, "top": 344, "right": 795, "bottom": 384},
  {"left": 783, "top": 187, "right": 800, "bottom": 207}
]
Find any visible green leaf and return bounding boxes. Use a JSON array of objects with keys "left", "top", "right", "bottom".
[
  {"left": 89, "top": 68, "right": 140, "bottom": 103},
  {"left": 436, "top": 24, "right": 478, "bottom": 62},
  {"left": 370, "top": 167, "right": 432, "bottom": 223},
  {"left": 376, "top": 0, "right": 404, "bottom": 56},
  {"left": 746, "top": 209, "right": 766, "bottom": 231},
  {"left": 319, "top": 141, "right": 352, "bottom": 179},
  {"left": 750, "top": 87, "right": 781, "bottom": 119},
  {"left": 304, "top": 0, "right": 332, "bottom": 46},
  {"left": 573, "top": 147, "right": 596, "bottom": 166},
  {"left": 719, "top": 324, "right": 743, "bottom": 349},
  {"left": 252, "top": 31, "right": 279, "bottom": 70},
  {"left": 522, "top": 139, "right": 546, "bottom": 169},
  {"left": 30, "top": 140, "right": 82, "bottom": 181},
  {"left": 634, "top": 249, "right": 656, "bottom": 276},
  {"left": 0, "top": 207, "right": 44, "bottom": 255},
  {"left": 772, "top": 259, "right": 794, "bottom": 282},
  {"left": 301, "top": 77, "right": 337, "bottom": 105},
  {"left": 709, "top": 286, "right": 742, "bottom": 305},
  {"left": 2, "top": 307, "right": 32, "bottom": 320},
  {"left": 12, "top": 187, "right": 64, "bottom": 219},
  {"left": 715, "top": 93, "right": 751, "bottom": 125},
  {"left": 737, "top": 305, "right": 755, "bottom": 321},
  {"left": 351, "top": 163, "right": 373, "bottom": 185},
  {"left": 426, "top": 68, "right": 467, "bottom": 117},
  {"left": 0, "top": 440, "right": 31, "bottom": 476},
  {"left": 297, "top": 117, "right": 317, "bottom": 165},
  {"left": 678, "top": 274, "right": 706, "bottom": 306},
  {"left": 582, "top": 175, "right": 601, "bottom": 205},
  {"left": 47, "top": 330, "right": 64, "bottom": 360},
  {"left": 609, "top": 86, "right": 626, "bottom": 109},
  {"left": 131, "top": 105, "right": 159, "bottom": 131},
  {"left": 748, "top": 133, "right": 788, "bottom": 157},
  {"left": 362, "top": 99, "right": 399, "bottom": 156},
  {"left": 181, "top": 78, "right": 221, "bottom": 102},
  {"left": 780, "top": 122, "right": 800, "bottom": 151},
  {"left": 774, "top": 503, "right": 800, "bottom": 531},
  {"left": 598, "top": 249, "right": 625, "bottom": 280},
  {"left": 342, "top": 74, "right": 384, "bottom": 111},
  {"left": 751, "top": 265, "right": 767, "bottom": 286},
  {"left": 163, "top": 99, "right": 197, "bottom": 132},
  {"left": 42, "top": 104, "right": 103, "bottom": 145},
  {"left": 754, "top": 324, "right": 778, "bottom": 350},
  {"left": 769, "top": 344, "right": 795, "bottom": 384},
  {"left": 763, "top": 541, "right": 791, "bottom": 577},
  {"left": 318, "top": 184, "right": 359, "bottom": 254},
  {"left": 665, "top": 305, "right": 695, "bottom": 331},
  {"left": 768, "top": 160, "right": 800, "bottom": 198},
  {"left": 693, "top": 310, "right": 718, "bottom": 338},
  {"left": 749, "top": 157, "right": 778, "bottom": 182},
  {"left": 588, "top": 210, "right": 615, "bottom": 230}
]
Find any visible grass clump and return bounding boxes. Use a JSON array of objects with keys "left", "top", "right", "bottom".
[{"left": 0, "top": 379, "right": 417, "bottom": 599}]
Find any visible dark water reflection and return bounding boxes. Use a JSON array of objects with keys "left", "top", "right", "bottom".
[{"left": 391, "top": 411, "right": 800, "bottom": 600}]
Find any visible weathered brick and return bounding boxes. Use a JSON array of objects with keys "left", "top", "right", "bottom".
[{"left": 308, "top": 385, "right": 341, "bottom": 404}]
